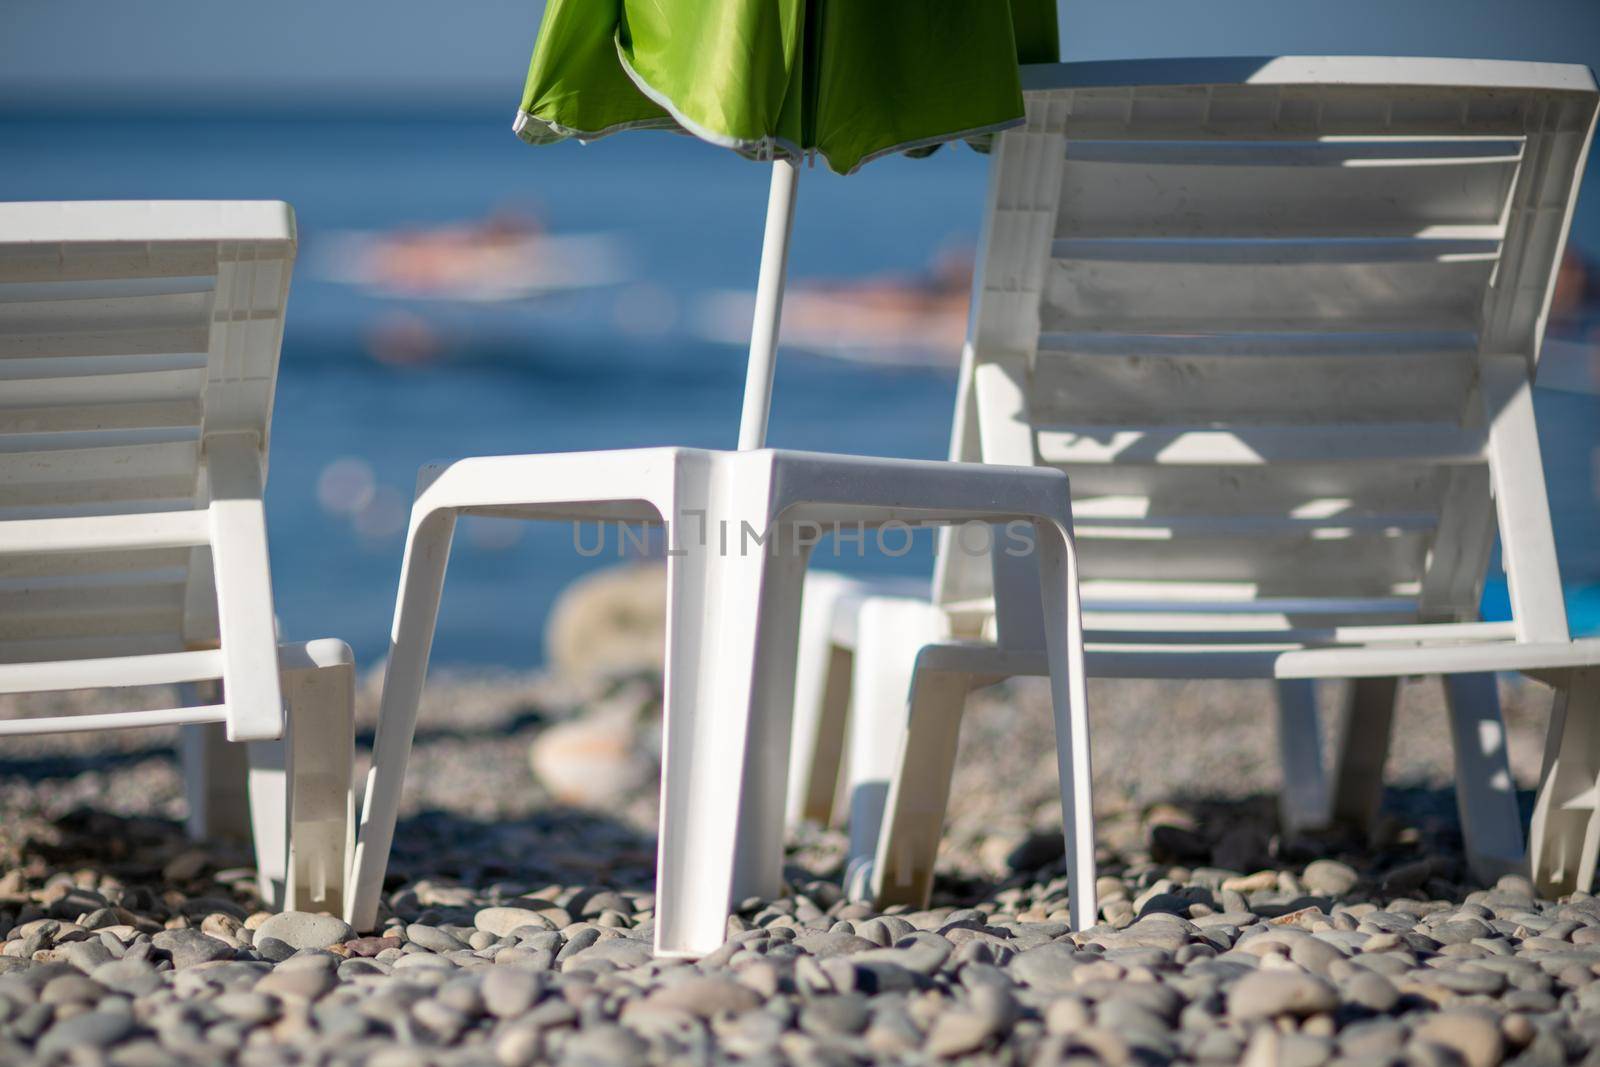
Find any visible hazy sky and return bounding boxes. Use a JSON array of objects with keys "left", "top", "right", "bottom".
[{"left": 3, "top": 0, "right": 1597, "bottom": 112}]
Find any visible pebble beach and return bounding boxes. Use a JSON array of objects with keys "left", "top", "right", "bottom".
[{"left": 0, "top": 666, "right": 1590, "bottom": 1067}]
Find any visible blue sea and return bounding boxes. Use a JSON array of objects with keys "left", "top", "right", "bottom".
[{"left": 5, "top": 115, "right": 1599, "bottom": 666}]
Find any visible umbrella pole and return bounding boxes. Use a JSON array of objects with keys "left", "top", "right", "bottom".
[{"left": 737, "top": 158, "right": 800, "bottom": 450}]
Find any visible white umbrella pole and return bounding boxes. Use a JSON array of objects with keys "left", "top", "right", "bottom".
[{"left": 737, "top": 158, "right": 800, "bottom": 450}]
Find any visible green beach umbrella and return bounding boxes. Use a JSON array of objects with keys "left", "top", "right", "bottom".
[{"left": 515, "top": 0, "right": 1058, "bottom": 448}]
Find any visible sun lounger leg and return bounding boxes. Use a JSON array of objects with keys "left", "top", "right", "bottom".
[
  {"left": 869, "top": 667, "right": 972, "bottom": 908},
  {"left": 246, "top": 737, "right": 287, "bottom": 909},
  {"left": 1330, "top": 676, "right": 1399, "bottom": 832},
  {"left": 1036, "top": 519, "right": 1097, "bottom": 931},
  {"left": 1443, "top": 672, "right": 1526, "bottom": 884},
  {"left": 180, "top": 682, "right": 252, "bottom": 844},
  {"left": 729, "top": 528, "right": 811, "bottom": 911},
  {"left": 1530, "top": 669, "right": 1600, "bottom": 896},
  {"left": 1275, "top": 680, "right": 1329, "bottom": 834},
  {"left": 347, "top": 506, "right": 458, "bottom": 931},
  {"left": 787, "top": 573, "right": 856, "bottom": 828},
  {"left": 282, "top": 640, "right": 356, "bottom": 917},
  {"left": 844, "top": 598, "right": 949, "bottom": 893}
]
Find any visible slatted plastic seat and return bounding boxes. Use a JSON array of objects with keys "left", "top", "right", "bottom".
[
  {"left": 786, "top": 57, "right": 1600, "bottom": 907},
  {"left": 0, "top": 201, "right": 355, "bottom": 913}
]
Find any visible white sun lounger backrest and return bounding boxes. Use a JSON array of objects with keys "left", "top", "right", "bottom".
[
  {"left": 0, "top": 201, "right": 296, "bottom": 741},
  {"left": 937, "top": 57, "right": 1599, "bottom": 647}
]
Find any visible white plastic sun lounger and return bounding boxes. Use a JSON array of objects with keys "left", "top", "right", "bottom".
[
  {"left": 0, "top": 201, "right": 355, "bottom": 914},
  {"left": 787, "top": 56, "right": 1600, "bottom": 907}
]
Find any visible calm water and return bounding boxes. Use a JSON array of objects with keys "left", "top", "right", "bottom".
[{"left": 5, "top": 116, "right": 1598, "bottom": 665}]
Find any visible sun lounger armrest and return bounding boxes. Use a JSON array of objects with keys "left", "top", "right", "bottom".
[{"left": 204, "top": 432, "right": 284, "bottom": 742}]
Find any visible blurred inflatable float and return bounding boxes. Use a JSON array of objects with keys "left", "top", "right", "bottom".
[
  {"left": 694, "top": 249, "right": 972, "bottom": 368},
  {"left": 1543, "top": 247, "right": 1600, "bottom": 396},
  {"left": 312, "top": 211, "right": 625, "bottom": 303}
]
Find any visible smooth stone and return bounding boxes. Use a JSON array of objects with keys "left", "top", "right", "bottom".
[
  {"left": 339, "top": 958, "right": 390, "bottom": 979},
  {"left": 1005, "top": 830, "right": 1068, "bottom": 874},
  {"left": 1339, "top": 1018, "right": 1406, "bottom": 1060},
  {"left": 494, "top": 1020, "right": 544, "bottom": 1067},
  {"left": 1433, "top": 920, "right": 1494, "bottom": 945},
  {"left": 799, "top": 994, "right": 871, "bottom": 1036},
  {"left": 528, "top": 695, "right": 658, "bottom": 806},
  {"left": 1276, "top": 1032, "right": 1335, "bottom": 1067},
  {"left": 576, "top": 891, "right": 632, "bottom": 918},
  {"left": 553, "top": 927, "right": 600, "bottom": 963},
  {"left": 1340, "top": 971, "right": 1400, "bottom": 1013},
  {"left": 90, "top": 959, "right": 162, "bottom": 997},
  {"left": 1429, "top": 967, "right": 1507, "bottom": 996},
  {"left": 213, "top": 992, "right": 279, "bottom": 1024},
  {"left": 62, "top": 939, "right": 115, "bottom": 973},
  {"left": 563, "top": 1024, "right": 649, "bottom": 1062},
  {"left": 724, "top": 1010, "right": 788, "bottom": 1056},
  {"left": 1228, "top": 971, "right": 1338, "bottom": 1018},
  {"left": 1193, "top": 1029, "right": 1244, "bottom": 1061},
  {"left": 410, "top": 951, "right": 463, "bottom": 970},
  {"left": 1044, "top": 995, "right": 1091, "bottom": 1034},
  {"left": 474, "top": 908, "right": 553, "bottom": 938},
  {"left": 254, "top": 937, "right": 295, "bottom": 963},
  {"left": 483, "top": 968, "right": 544, "bottom": 1017},
  {"left": 1100, "top": 983, "right": 1183, "bottom": 1023},
  {"left": 852, "top": 959, "right": 926, "bottom": 993},
  {"left": 794, "top": 932, "right": 877, "bottom": 959},
  {"left": 345, "top": 937, "right": 401, "bottom": 958},
  {"left": 640, "top": 976, "right": 761, "bottom": 1018},
  {"left": 517, "top": 930, "right": 563, "bottom": 953},
  {"left": 252, "top": 913, "right": 353, "bottom": 952},
  {"left": 39, "top": 974, "right": 105, "bottom": 1006},
  {"left": 255, "top": 964, "right": 336, "bottom": 1001},
  {"left": 1412, "top": 1010, "right": 1505, "bottom": 1067},
  {"left": 150, "top": 929, "right": 233, "bottom": 969},
  {"left": 924, "top": 1008, "right": 999, "bottom": 1058},
  {"left": 560, "top": 937, "right": 653, "bottom": 973},
  {"left": 854, "top": 935, "right": 950, "bottom": 976},
  {"left": 1009, "top": 944, "right": 1084, "bottom": 994},
  {"left": 200, "top": 913, "right": 243, "bottom": 941},
  {"left": 412, "top": 1000, "right": 468, "bottom": 1042},
  {"left": 1301, "top": 861, "right": 1360, "bottom": 897},
  {"left": 1094, "top": 918, "right": 1191, "bottom": 952},
  {"left": 36, "top": 1010, "right": 135, "bottom": 1057},
  {"left": 1290, "top": 937, "right": 1345, "bottom": 976},
  {"left": 405, "top": 924, "right": 469, "bottom": 953}
]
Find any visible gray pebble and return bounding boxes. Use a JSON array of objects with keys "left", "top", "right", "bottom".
[
  {"left": 254, "top": 963, "right": 336, "bottom": 1001},
  {"left": 252, "top": 913, "right": 353, "bottom": 952},
  {"left": 924, "top": 1007, "right": 999, "bottom": 1058},
  {"left": 1008, "top": 943, "right": 1083, "bottom": 994},
  {"left": 1301, "top": 861, "right": 1359, "bottom": 897},
  {"left": 150, "top": 928, "right": 233, "bottom": 969},
  {"left": 483, "top": 967, "right": 544, "bottom": 1017},
  {"left": 640, "top": 976, "right": 760, "bottom": 1017},
  {"left": 404, "top": 923, "right": 469, "bottom": 953},
  {"left": 1228, "top": 971, "right": 1339, "bottom": 1018},
  {"left": 1412, "top": 1010, "right": 1505, "bottom": 1067},
  {"left": 799, "top": 994, "right": 870, "bottom": 1035},
  {"left": 1340, "top": 970, "right": 1400, "bottom": 1013},
  {"left": 794, "top": 931, "right": 876, "bottom": 958},
  {"left": 473, "top": 907, "right": 552, "bottom": 938},
  {"left": 89, "top": 959, "right": 162, "bottom": 997},
  {"left": 212, "top": 992, "right": 278, "bottom": 1024},
  {"left": 37, "top": 1010, "right": 136, "bottom": 1058}
]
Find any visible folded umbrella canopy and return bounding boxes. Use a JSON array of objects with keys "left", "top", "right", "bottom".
[{"left": 516, "top": 0, "right": 1058, "bottom": 447}]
